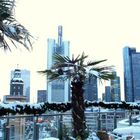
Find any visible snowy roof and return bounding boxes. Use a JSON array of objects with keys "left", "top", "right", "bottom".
[
  {"left": 118, "top": 115, "right": 140, "bottom": 126},
  {"left": 113, "top": 126, "right": 140, "bottom": 134}
]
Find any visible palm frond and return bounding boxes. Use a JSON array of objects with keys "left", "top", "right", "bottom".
[
  {"left": 52, "top": 53, "right": 81, "bottom": 69},
  {"left": 39, "top": 52, "right": 115, "bottom": 82},
  {"left": 86, "top": 59, "right": 107, "bottom": 67},
  {"left": 0, "top": 0, "right": 14, "bottom": 20},
  {"left": 78, "top": 52, "right": 88, "bottom": 66},
  {"left": 0, "top": 0, "right": 34, "bottom": 51},
  {"left": 87, "top": 64, "right": 115, "bottom": 81},
  {"left": 53, "top": 53, "right": 68, "bottom": 63},
  {"left": 99, "top": 73, "right": 115, "bottom": 80},
  {"left": 90, "top": 65, "right": 114, "bottom": 73},
  {"left": 38, "top": 69, "right": 60, "bottom": 81}
]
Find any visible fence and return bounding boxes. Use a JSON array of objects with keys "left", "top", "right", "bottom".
[{"left": 0, "top": 108, "right": 137, "bottom": 140}]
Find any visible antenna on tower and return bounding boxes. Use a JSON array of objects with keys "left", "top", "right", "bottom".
[
  {"left": 58, "top": 25, "right": 62, "bottom": 47},
  {"left": 17, "top": 64, "right": 19, "bottom": 69}
]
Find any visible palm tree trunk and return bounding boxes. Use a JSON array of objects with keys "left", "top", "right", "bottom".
[{"left": 71, "top": 80, "right": 86, "bottom": 139}]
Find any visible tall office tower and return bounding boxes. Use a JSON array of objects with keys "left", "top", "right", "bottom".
[
  {"left": 84, "top": 77, "right": 98, "bottom": 101},
  {"left": 11, "top": 69, "right": 30, "bottom": 102},
  {"left": 104, "top": 86, "right": 111, "bottom": 102},
  {"left": 123, "top": 47, "right": 140, "bottom": 102},
  {"left": 110, "top": 72, "right": 121, "bottom": 102},
  {"left": 47, "top": 26, "right": 70, "bottom": 103},
  {"left": 37, "top": 90, "right": 47, "bottom": 103}
]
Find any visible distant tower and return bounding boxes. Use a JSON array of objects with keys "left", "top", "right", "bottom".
[
  {"left": 110, "top": 72, "right": 121, "bottom": 102},
  {"left": 84, "top": 77, "right": 98, "bottom": 101},
  {"left": 104, "top": 72, "right": 120, "bottom": 102},
  {"left": 123, "top": 47, "right": 140, "bottom": 102},
  {"left": 37, "top": 90, "right": 47, "bottom": 103},
  {"left": 10, "top": 69, "right": 24, "bottom": 96},
  {"left": 11, "top": 69, "right": 30, "bottom": 102},
  {"left": 5, "top": 68, "right": 26, "bottom": 102},
  {"left": 47, "top": 26, "right": 70, "bottom": 103},
  {"left": 104, "top": 86, "right": 111, "bottom": 102},
  {"left": 21, "top": 70, "right": 30, "bottom": 102}
]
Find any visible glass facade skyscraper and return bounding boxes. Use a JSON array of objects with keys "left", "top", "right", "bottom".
[
  {"left": 105, "top": 86, "right": 111, "bottom": 102},
  {"left": 37, "top": 90, "right": 47, "bottom": 103},
  {"left": 104, "top": 72, "right": 120, "bottom": 102},
  {"left": 110, "top": 72, "right": 121, "bottom": 102},
  {"left": 84, "top": 77, "right": 98, "bottom": 101},
  {"left": 47, "top": 26, "right": 70, "bottom": 103},
  {"left": 123, "top": 47, "right": 140, "bottom": 102}
]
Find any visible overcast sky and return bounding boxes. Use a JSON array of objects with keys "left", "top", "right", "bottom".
[{"left": 0, "top": 0, "right": 140, "bottom": 102}]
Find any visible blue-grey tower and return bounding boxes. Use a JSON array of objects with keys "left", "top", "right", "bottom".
[
  {"left": 123, "top": 47, "right": 140, "bottom": 102},
  {"left": 104, "top": 86, "right": 111, "bottom": 102},
  {"left": 110, "top": 72, "right": 121, "bottom": 102},
  {"left": 84, "top": 77, "right": 98, "bottom": 101},
  {"left": 47, "top": 26, "right": 70, "bottom": 103}
]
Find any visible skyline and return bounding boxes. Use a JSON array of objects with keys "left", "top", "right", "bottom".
[{"left": 0, "top": 0, "right": 140, "bottom": 101}]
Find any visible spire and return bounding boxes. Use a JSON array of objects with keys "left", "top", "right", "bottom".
[
  {"left": 17, "top": 64, "right": 19, "bottom": 69},
  {"left": 58, "top": 25, "right": 62, "bottom": 47}
]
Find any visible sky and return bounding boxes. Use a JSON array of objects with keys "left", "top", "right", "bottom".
[{"left": 0, "top": 0, "right": 140, "bottom": 102}]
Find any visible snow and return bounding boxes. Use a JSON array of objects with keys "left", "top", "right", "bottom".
[
  {"left": 113, "top": 126, "right": 140, "bottom": 139},
  {"left": 118, "top": 115, "right": 140, "bottom": 127},
  {"left": 113, "top": 126, "right": 140, "bottom": 134}
]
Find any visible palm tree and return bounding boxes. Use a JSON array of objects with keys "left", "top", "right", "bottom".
[
  {"left": 39, "top": 53, "right": 114, "bottom": 139},
  {"left": 0, "top": 0, "right": 33, "bottom": 50}
]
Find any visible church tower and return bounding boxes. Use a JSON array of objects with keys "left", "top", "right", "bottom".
[
  {"left": 10, "top": 69, "right": 24, "bottom": 96},
  {"left": 5, "top": 68, "right": 26, "bottom": 102}
]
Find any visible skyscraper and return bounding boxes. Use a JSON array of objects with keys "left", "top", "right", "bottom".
[
  {"left": 84, "top": 77, "right": 98, "bottom": 101},
  {"left": 104, "top": 86, "right": 111, "bottom": 102},
  {"left": 123, "top": 47, "right": 140, "bottom": 102},
  {"left": 104, "top": 72, "right": 120, "bottom": 102},
  {"left": 110, "top": 72, "right": 121, "bottom": 102},
  {"left": 47, "top": 26, "right": 70, "bottom": 103},
  {"left": 11, "top": 69, "right": 30, "bottom": 102},
  {"left": 37, "top": 90, "right": 47, "bottom": 103}
]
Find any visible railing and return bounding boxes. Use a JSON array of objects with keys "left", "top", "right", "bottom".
[{"left": 0, "top": 108, "right": 138, "bottom": 140}]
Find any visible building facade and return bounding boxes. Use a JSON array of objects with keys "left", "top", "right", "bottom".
[
  {"left": 104, "top": 72, "right": 120, "bottom": 102},
  {"left": 104, "top": 86, "right": 111, "bottom": 102},
  {"left": 47, "top": 26, "right": 70, "bottom": 103},
  {"left": 123, "top": 47, "right": 140, "bottom": 102},
  {"left": 84, "top": 77, "right": 98, "bottom": 101},
  {"left": 11, "top": 69, "right": 30, "bottom": 102},
  {"left": 5, "top": 69, "right": 26, "bottom": 102},
  {"left": 110, "top": 72, "right": 121, "bottom": 102},
  {"left": 37, "top": 90, "right": 47, "bottom": 103}
]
